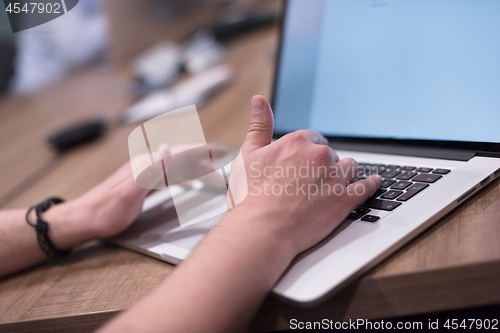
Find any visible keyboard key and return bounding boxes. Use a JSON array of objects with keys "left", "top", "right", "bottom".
[
  {"left": 361, "top": 215, "right": 380, "bottom": 223},
  {"left": 416, "top": 167, "right": 433, "bottom": 173},
  {"left": 400, "top": 166, "right": 416, "bottom": 171},
  {"left": 391, "top": 181, "right": 411, "bottom": 190},
  {"left": 386, "top": 165, "right": 400, "bottom": 169},
  {"left": 381, "top": 190, "right": 403, "bottom": 199},
  {"left": 358, "top": 164, "right": 369, "bottom": 171},
  {"left": 397, "top": 183, "right": 429, "bottom": 201},
  {"left": 372, "top": 189, "right": 386, "bottom": 197},
  {"left": 413, "top": 174, "right": 442, "bottom": 183},
  {"left": 348, "top": 212, "right": 361, "bottom": 219},
  {"left": 363, "top": 198, "right": 402, "bottom": 211},
  {"left": 381, "top": 179, "right": 396, "bottom": 188},
  {"left": 380, "top": 170, "right": 401, "bottom": 178},
  {"left": 408, "top": 182, "right": 428, "bottom": 191},
  {"left": 355, "top": 207, "right": 371, "bottom": 215},
  {"left": 432, "top": 168, "right": 451, "bottom": 174},
  {"left": 396, "top": 171, "right": 417, "bottom": 180},
  {"left": 363, "top": 166, "right": 382, "bottom": 176},
  {"left": 375, "top": 166, "right": 387, "bottom": 175},
  {"left": 347, "top": 207, "right": 371, "bottom": 220}
]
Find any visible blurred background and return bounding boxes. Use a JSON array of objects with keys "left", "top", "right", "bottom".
[
  {"left": 0, "top": 0, "right": 280, "bottom": 94},
  {"left": 0, "top": 0, "right": 281, "bottom": 208}
]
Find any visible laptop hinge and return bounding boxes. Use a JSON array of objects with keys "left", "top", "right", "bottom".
[{"left": 326, "top": 141, "right": 476, "bottom": 161}]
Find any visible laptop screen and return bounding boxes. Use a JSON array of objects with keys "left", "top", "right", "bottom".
[{"left": 273, "top": 0, "right": 500, "bottom": 144}]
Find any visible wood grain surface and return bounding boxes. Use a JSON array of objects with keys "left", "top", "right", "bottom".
[
  {"left": 0, "top": 10, "right": 499, "bottom": 333},
  {"left": 0, "top": 68, "right": 134, "bottom": 207}
]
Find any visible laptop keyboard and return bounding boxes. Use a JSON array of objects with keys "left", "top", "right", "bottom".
[{"left": 347, "top": 164, "right": 451, "bottom": 223}]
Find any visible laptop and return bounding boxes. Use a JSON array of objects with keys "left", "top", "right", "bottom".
[{"left": 112, "top": 0, "right": 500, "bottom": 305}]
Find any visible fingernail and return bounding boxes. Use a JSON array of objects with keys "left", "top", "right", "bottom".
[
  {"left": 374, "top": 175, "right": 382, "bottom": 180},
  {"left": 252, "top": 97, "right": 266, "bottom": 114}
]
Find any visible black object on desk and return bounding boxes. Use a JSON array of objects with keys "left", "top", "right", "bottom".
[{"left": 48, "top": 119, "right": 107, "bottom": 153}]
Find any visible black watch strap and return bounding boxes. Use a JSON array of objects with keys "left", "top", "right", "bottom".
[{"left": 26, "top": 197, "right": 71, "bottom": 259}]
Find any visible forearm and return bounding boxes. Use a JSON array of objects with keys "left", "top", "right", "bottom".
[
  {"left": 98, "top": 205, "right": 295, "bottom": 333},
  {"left": 0, "top": 201, "right": 95, "bottom": 277},
  {"left": 0, "top": 161, "right": 150, "bottom": 278}
]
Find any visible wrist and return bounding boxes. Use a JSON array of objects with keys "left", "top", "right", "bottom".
[
  {"left": 218, "top": 203, "right": 299, "bottom": 268},
  {"left": 42, "top": 199, "right": 97, "bottom": 250}
]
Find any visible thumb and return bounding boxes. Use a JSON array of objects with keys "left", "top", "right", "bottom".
[{"left": 240, "top": 95, "right": 274, "bottom": 156}]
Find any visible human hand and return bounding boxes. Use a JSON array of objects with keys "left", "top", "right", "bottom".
[
  {"left": 44, "top": 144, "right": 227, "bottom": 249},
  {"left": 42, "top": 160, "right": 153, "bottom": 251},
  {"left": 224, "top": 95, "right": 382, "bottom": 258},
  {"left": 132, "top": 144, "right": 227, "bottom": 190},
  {"left": 94, "top": 96, "right": 382, "bottom": 333}
]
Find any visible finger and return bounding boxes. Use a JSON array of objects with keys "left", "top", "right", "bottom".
[
  {"left": 337, "top": 157, "right": 360, "bottom": 183},
  {"left": 170, "top": 146, "right": 213, "bottom": 165},
  {"left": 156, "top": 144, "right": 171, "bottom": 160},
  {"left": 207, "top": 143, "right": 227, "bottom": 159},
  {"left": 201, "top": 171, "right": 227, "bottom": 189},
  {"left": 330, "top": 149, "right": 340, "bottom": 163},
  {"left": 130, "top": 149, "right": 168, "bottom": 190},
  {"left": 168, "top": 144, "right": 227, "bottom": 164},
  {"left": 322, "top": 145, "right": 340, "bottom": 163},
  {"left": 170, "top": 144, "right": 200, "bottom": 155},
  {"left": 346, "top": 174, "right": 382, "bottom": 206},
  {"left": 179, "top": 180, "right": 195, "bottom": 190},
  {"left": 240, "top": 95, "right": 274, "bottom": 156}
]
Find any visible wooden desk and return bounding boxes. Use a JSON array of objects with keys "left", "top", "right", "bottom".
[{"left": 1, "top": 26, "right": 500, "bottom": 333}]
